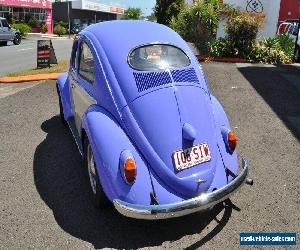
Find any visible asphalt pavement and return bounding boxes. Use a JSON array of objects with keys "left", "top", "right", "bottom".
[
  {"left": 0, "top": 37, "right": 73, "bottom": 76},
  {"left": 0, "top": 62, "right": 299, "bottom": 249}
]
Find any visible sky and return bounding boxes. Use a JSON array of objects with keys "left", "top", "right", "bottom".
[{"left": 101, "top": 0, "right": 156, "bottom": 16}]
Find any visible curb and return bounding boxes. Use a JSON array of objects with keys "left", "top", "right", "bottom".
[
  {"left": 26, "top": 33, "right": 73, "bottom": 40},
  {"left": 0, "top": 73, "right": 62, "bottom": 83},
  {"left": 197, "top": 55, "right": 249, "bottom": 63}
]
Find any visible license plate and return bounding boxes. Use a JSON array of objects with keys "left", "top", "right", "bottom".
[{"left": 173, "top": 143, "right": 211, "bottom": 171}]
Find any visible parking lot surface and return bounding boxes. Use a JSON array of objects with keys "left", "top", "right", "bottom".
[
  {"left": 0, "top": 62, "right": 299, "bottom": 249},
  {"left": 0, "top": 38, "right": 72, "bottom": 76}
]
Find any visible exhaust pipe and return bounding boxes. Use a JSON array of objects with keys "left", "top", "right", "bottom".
[{"left": 246, "top": 178, "right": 253, "bottom": 186}]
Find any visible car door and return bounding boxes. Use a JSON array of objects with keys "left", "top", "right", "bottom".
[
  {"left": 70, "top": 39, "right": 97, "bottom": 133},
  {"left": 0, "top": 19, "right": 13, "bottom": 40}
]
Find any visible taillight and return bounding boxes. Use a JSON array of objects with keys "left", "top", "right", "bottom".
[
  {"left": 227, "top": 131, "right": 237, "bottom": 152},
  {"left": 124, "top": 158, "right": 137, "bottom": 184}
]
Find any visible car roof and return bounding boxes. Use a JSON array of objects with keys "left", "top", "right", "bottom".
[
  {"left": 80, "top": 20, "right": 199, "bottom": 105},
  {"left": 82, "top": 20, "right": 193, "bottom": 74},
  {"left": 83, "top": 20, "right": 191, "bottom": 57}
]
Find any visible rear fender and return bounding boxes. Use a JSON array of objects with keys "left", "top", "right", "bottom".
[
  {"left": 56, "top": 72, "right": 73, "bottom": 119},
  {"left": 81, "top": 105, "right": 155, "bottom": 205},
  {"left": 210, "top": 95, "right": 238, "bottom": 184}
]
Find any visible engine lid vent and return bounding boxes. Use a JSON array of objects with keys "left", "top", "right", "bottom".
[
  {"left": 171, "top": 68, "right": 199, "bottom": 84},
  {"left": 133, "top": 68, "right": 199, "bottom": 92},
  {"left": 133, "top": 71, "right": 172, "bottom": 92}
]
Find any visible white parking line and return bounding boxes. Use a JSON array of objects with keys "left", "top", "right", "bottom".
[
  {"left": 18, "top": 47, "right": 34, "bottom": 52},
  {"left": 0, "top": 82, "right": 39, "bottom": 99}
]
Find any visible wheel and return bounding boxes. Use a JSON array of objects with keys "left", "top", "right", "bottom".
[
  {"left": 56, "top": 85, "right": 67, "bottom": 126},
  {"left": 0, "top": 41, "right": 7, "bottom": 46},
  {"left": 13, "top": 34, "right": 21, "bottom": 45},
  {"left": 84, "top": 136, "right": 110, "bottom": 208}
]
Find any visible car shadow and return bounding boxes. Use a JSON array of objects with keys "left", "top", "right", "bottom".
[
  {"left": 238, "top": 65, "right": 300, "bottom": 141},
  {"left": 33, "top": 116, "right": 235, "bottom": 249}
]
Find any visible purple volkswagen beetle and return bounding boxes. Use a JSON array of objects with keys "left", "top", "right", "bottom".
[{"left": 56, "top": 20, "right": 252, "bottom": 220}]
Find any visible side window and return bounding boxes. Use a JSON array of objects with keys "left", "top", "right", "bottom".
[
  {"left": 2, "top": 19, "right": 9, "bottom": 28},
  {"left": 78, "top": 42, "right": 95, "bottom": 84},
  {"left": 71, "top": 40, "right": 78, "bottom": 69}
]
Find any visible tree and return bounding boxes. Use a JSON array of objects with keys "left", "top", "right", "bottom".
[
  {"left": 123, "top": 7, "right": 142, "bottom": 20},
  {"left": 170, "top": 0, "right": 221, "bottom": 53},
  {"left": 154, "top": 0, "right": 185, "bottom": 26},
  {"left": 146, "top": 13, "right": 157, "bottom": 22}
]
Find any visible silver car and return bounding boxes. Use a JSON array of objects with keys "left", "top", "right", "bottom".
[{"left": 0, "top": 17, "right": 21, "bottom": 45}]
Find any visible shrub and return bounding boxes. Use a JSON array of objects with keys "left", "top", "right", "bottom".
[
  {"left": 40, "top": 23, "right": 48, "bottom": 34},
  {"left": 58, "top": 21, "right": 69, "bottom": 29},
  {"left": 171, "top": 0, "right": 221, "bottom": 54},
  {"left": 276, "top": 34, "right": 294, "bottom": 59},
  {"left": 210, "top": 36, "right": 292, "bottom": 64},
  {"left": 263, "top": 37, "right": 280, "bottom": 50},
  {"left": 28, "top": 16, "right": 39, "bottom": 28},
  {"left": 248, "top": 42, "right": 291, "bottom": 64},
  {"left": 225, "top": 12, "right": 262, "bottom": 56},
  {"left": 209, "top": 38, "right": 236, "bottom": 57},
  {"left": 11, "top": 23, "right": 32, "bottom": 36},
  {"left": 54, "top": 24, "right": 66, "bottom": 36}
]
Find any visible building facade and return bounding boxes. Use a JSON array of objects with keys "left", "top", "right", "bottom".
[
  {"left": 217, "top": 0, "right": 282, "bottom": 38},
  {"left": 52, "top": 0, "right": 124, "bottom": 31},
  {"left": 189, "top": 0, "right": 300, "bottom": 38},
  {"left": 0, "top": 0, "right": 52, "bottom": 33}
]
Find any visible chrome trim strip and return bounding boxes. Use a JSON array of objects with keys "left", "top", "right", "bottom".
[{"left": 113, "top": 159, "right": 248, "bottom": 220}]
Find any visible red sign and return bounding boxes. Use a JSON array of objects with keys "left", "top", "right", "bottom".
[
  {"left": 109, "top": 5, "right": 124, "bottom": 14},
  {"left": 0, "top": 0, "right": 52, "bottom": 9},
  {"left": 278, "top": 0, "right": 300, "bottom": 22}
]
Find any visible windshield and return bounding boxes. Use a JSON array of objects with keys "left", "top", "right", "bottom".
[{"left": 128, "top": 44, "right": 190, "bottom": 71}]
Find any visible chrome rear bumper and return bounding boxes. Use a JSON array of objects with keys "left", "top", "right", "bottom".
[{"left": 113, "top": 159, "right": 249, "bottom": 220}]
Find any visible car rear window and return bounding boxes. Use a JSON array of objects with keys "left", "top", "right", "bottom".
[{"left": 128, "top": 44, "right": 190, "bottom": 71}]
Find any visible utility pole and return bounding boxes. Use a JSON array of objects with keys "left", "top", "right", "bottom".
[{"left": 67, "top": 1, "right": 71, "bottom": 38}]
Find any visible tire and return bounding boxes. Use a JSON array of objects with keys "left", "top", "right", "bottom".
[
  {"left": 84, "top": 136, "right": 110, "bottom": 208},
  {"left": 13, "top": 34, "right": 21, "bottom": 45},
  {"left": 0, "top": 41, "right": 7, "bottom": 46},
  {"left": 57, "top": 85, "right": 67, "bottom": 126}
]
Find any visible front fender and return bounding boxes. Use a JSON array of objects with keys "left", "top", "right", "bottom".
[
  {"left": 56, "top": 72, "right": 72, "bottom": 120},
  {"left": 81, "top": 106, "right": 155, "bottom": 205}
]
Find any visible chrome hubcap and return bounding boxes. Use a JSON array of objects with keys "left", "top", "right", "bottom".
[{"left": 87, "top": 145, "right": 97, "bottom": 194}]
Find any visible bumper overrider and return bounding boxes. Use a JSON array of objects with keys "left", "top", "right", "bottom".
[{"left": 113, "top": 159, "right": 251, "bottom": 220}]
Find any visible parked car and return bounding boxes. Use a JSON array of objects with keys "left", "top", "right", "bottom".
[
  {"left": 57, "top": 21, "right": 252, "bottom": 220},
  {"left": 0, "top": 17, "right": 21, "bottom": 45},
  {"left": 71, "top": 24, "right": 82, "bottom": 34},
  {"left": 277, "top": 21, "right": 300, "bottom": 62}
]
